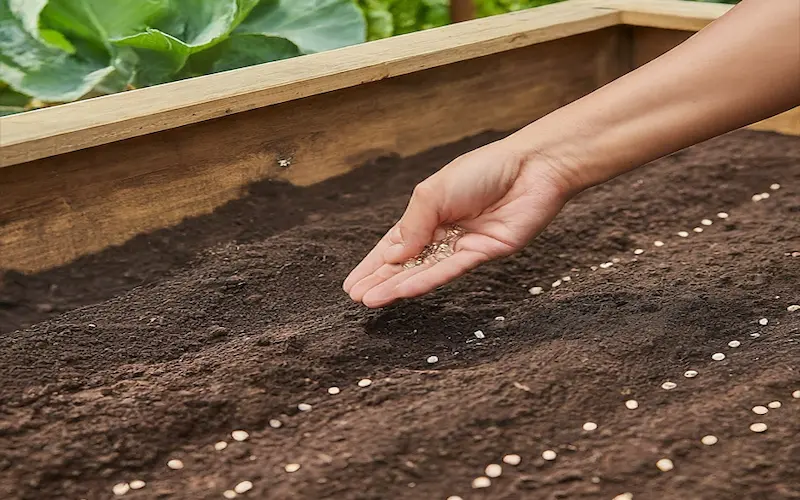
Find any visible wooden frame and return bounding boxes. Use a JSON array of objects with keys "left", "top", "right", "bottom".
[{"left": 1, "top": 0, "right": 798, "bottom": 273}]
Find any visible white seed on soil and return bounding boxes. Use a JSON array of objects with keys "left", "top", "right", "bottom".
[
  {"left": 223, "top": 490, "right": 238, "bottom": 499},
  {"left": 129, "top": 480, "right": 146, "bottom": 490},
  {"left": 634, "top": 249, "right": 644, "bottom": 255},
  {"left": 625, "top": 400, "right": 639, "bottom": 410},
  {"left": 447, "top": 497, "right": 464, "bottom": 500},
  {"left": 542, "top": 450, "right": 557, "bottom": 461},
  {"left": 234, "top": 481, "right": 253, "bottom": 494},
  {"left": 269, "top": 419, "right": 282, "bottom": 429},
  {"left": 750, "top": 333, "right": 761, "bottom": 338},
  {"left": 752, "top": 194, "right": 763, "bottom": 202},
  {"left": 701, "top": 219, "right": 713, "bottom": 226},
  {"left": 472, "top": 476, "right": 491, "bottom": 488},
  {"left": 792, "top": 390, "right": 800, "bottom": 399},
  {"left": 684, "top": 370, "right": 698, "bottom": 378},
  {"left": 358, "top": 379, "right": 372, "bottom": 388},
  {"left": 728, "top": 340, "right": 741, "bottom": 348},
  {"left": 473, "top": 330, "right": 486, "bottom": 340},
  {"left": 770, "top": 183, "right": 781, "bottom": 190},
  {"left": 495, "top": 316, "right": 505, "bottom": 321},
  {"left": 661, "top": 381, "right": 677, "bottom": 390},
  {"left": 768, "top": 401, "right": 781, "bottom": 409},
  {"left": 693, "top": 227, "right": 703, "bottom": 233},
  {"left": 214, "top": 441, "right": 228, "bottom": 451},
  {"left": 328, "top": 387, "right": 340, "bottom": 395},
  {"left": 613, "top": 494, "right": 634, "bottom": 500},
  {"left": 167, "top": 459, "right": 184, "bottom": 470},
  {"left": 787, "top": 305, "right": 800, "bottom": 312},
  {"left": 654, "top": 241, "right": 665, "bottom": 247},
  {"left": 761, "top": 192, "right": 770, "bottom": 199},
  {"left": 701, "top": 435, "right": 718, "bottom": 446},
  {"left": 112, "top": 483, "right": 130, "bottom": 496},
  {"left": 562, "top": 276, "right": 571, "bottom": 282},
  {"left": 750, "top": 423, "right": 768, "bottom": 433},
  {"left": 298, "top": 403, "right": 312, "bottom": 411},
  {"left": 529, "top": 286, "right": 544, "bottom": 295},
  {"left": 583, "top": 422, "right": 598, "bottom": 431},
  {"left": 600, "top": 262, "right": 614, "bottom": 269},
  {"left": 591, "top": 265, "right": 598, "bottom": 270},
  {"left": 752, "top": 406, "right": 768, "bottom": 415},
  {"left": 717, "top": 212, "right": 729, "bottom": 219},
  {"left": 656, "top": 458, "right": 674, "bottom": 472},
  {"left": 231, "top": 430, "right": 249, "bottom": 442},
  {"left": 502, "top": 454, "right": 521, "bottom": 466},
  {"left": 677, "top": 231, "right": 689, "bottom": 238},
  {"left": 612, "top": 258, "right": 621, "bottom": 263},
  {"left": 552, "top": 280, "right": 562, "bottom": 288},
  {"left": 427, "top": 355, "right": 439, "bottom": 364},
  {"left": 485, "top": 464, "right": 502, "bottom": 478},
  {"left": 712, "top": 353, "right": 725, "bottom": 361},
  {"left": 758, "top": 318, "right": 768, "bottom": 326},
  {"left": 285, "top": 463, "right": 301, "bottom": 473}
]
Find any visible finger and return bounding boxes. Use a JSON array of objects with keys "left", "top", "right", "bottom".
[
  {"left": 347, "top": 261, "right": 406, "bottom": 303},
  {"left": 383, "top": 182, "right": 442, "bottom": 264},
  {"left": 361, "top": 250, "right": 489, "bottom": 308},
  {"left": 343, "top": 227, "right": 395, "bottom": 293}
]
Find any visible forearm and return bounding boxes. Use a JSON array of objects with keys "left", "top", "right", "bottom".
[{"left": 505, "top": 0, "right": 800, "bottom": 193}]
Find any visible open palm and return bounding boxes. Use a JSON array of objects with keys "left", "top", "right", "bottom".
[{"left": 342, "top": 139, "right": 574, "bottom": 308}]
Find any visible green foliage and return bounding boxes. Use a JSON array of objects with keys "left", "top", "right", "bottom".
[
  {"left": 358, "top": 0, "right": 449, "bottom": 41},
  {"left": 0, "top": 0, "right": 366, "bottom": 110}
]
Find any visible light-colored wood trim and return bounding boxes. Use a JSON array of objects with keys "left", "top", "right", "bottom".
[
  {"left": 0, "top": 1, "right": 620, "bottom": 168},
  {"left": 602, "top": 0, "right": 731, "bottom": 31}
]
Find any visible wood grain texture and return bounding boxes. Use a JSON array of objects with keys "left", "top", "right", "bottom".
[
  {"left": 604, "top": 0, "right": 731, "bottom": 31},
  {"left": 631, "top": 27, "right": 800, "bottom": 136},
  {"left": 0, "top": 1, "right": 620, "bottom": 168},
  {"left": 0, "top": 29, "right": 627, "bottom": 273}
]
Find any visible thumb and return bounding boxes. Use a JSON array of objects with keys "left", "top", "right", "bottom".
[{"left": 384, "top": 181, "right": 442, "bottom": 264}]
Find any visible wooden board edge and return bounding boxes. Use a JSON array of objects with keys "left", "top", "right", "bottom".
[
  {"left": 608, "top": 0, "right": 731, "bottom": 30},
  {"left": 0, "top": 2, "right": 620, "bottom": 168}
]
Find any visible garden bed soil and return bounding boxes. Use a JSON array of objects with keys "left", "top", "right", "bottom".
[{"left": 1, "top": 130, "right": 799, "bottom": 500}]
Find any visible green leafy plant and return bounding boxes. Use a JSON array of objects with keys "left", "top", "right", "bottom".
[
  {"left": 358, "top": 0, "right": 449, "bottom": 41},
  {"left": 0, "top": 0, "right": 366, "bottom": 111}
]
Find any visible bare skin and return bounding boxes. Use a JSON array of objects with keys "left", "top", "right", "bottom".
[{"left": 344, "top": 0, "right": 800, "bottom": 308}]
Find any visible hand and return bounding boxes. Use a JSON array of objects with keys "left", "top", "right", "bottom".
[{"left": 342, "top": 138, "right": 577, "bottom": 308}]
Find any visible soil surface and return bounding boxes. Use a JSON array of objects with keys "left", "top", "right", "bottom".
[{"left": 1, "top": 130, "right": 799, "bottom": 500}]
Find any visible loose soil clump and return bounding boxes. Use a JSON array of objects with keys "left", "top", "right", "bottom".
[{"left": 1, "top": 130, "right": 799, "bottom": 499}]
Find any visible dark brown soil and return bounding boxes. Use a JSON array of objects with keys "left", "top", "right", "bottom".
[{"left": 1, "top": 130, "right": 799, "bottom": 500}]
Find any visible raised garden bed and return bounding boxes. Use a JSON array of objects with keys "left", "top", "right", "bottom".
[{"left": 1, "top": 1, "right": 799, "bottom": 499}]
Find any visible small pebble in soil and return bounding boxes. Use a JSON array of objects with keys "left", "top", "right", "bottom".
[
  {"left": 701, "top": 219, "right": 713, "bottom": 226},
  {"left": 223, "top": 491, "right": 237, "bottom": 499},
  {"left": 542, "top": 450, "right": 557, "bottom": 461},
  {"left": 793, "top": 390, "right": 800, "bottom": 399},
  {"left": 214, "top": 441, "right": 228, "bottom": 451},
  {"left": 129, "top": 480, "right": 146, "bottom": 490},
  {"left": 758, "top": 318, "right": 768, "bottom": 325},
  {"left": 770, "top": 183, "right": 780, "bottom": 190},
  {"left": 768, "top": 401, "right": 781, "bottom": 409},
  {"left": 583, "top": 422, "right": 598, "bottom": 431},
  {"left": 684, "top": 370, "right": 698, "bottom": 378},
  {"left": 654, "top": 241, "right": 665, "bottom": 247},
  {"left": 613, "top": 494, "right": 633, "bottom": 500},
  {"left": 693, "top": 227, "right": 703, "bottom": 233},
  {"left": 269, "top": 419, "right": 282, "bottom": 429},
  {"left": 661, "top": 381, "right": 677, "bottom": 390},
  {"left": 625, "top": 400, "right": 639, "bottom": 410},
  {"left": 495, "top": 316, "right": 505, "bottom": 321},
  {"left": 552, "top": 280, "right": 562, "bottom": 288},
  {"left": 634, "top": 249, "right": 644, "bottom": 255},
  {"left": 427, "top": 355, "right": 439, "bottom": 364},
  {"left": 298, "top": 403, "right": 312, "bottom": 411},
  {"left": 656, "top": 458, "right": 674, "bottom": 472},
  {"left": 472, "top": 477, "right": 491, "bottom": 489},
  {"left": 677, "top": 231, "right": 689, "bottom": 238},
  {"left": 231, "top": 430, "right": 249, "bottom": 442},
  {"left": 750, "top": 423, "right": 768, "bottom": 433},
  {"left": 167, "top": 459, "right": 184, "bottom": 470},
  {"left": 787, "top": 305, "right": 800, "bottom": 312},
  {"left": 285, "top": 463, "right": 301, "bottom": 473},
  {"left": 728, "top": 340, "right": 741, "bottom": 348},
  {"left": 474, "top": 330, "right": 485, "bottom": 339},
  {"left": 717, "top": 212, "right": 729, "bottom": 219},
  {"left": 485, "top": 464, "right": 502, "bottom": 478},
  {"left": 701, "top": 435, "right": 718, "bottom": 446},
  {"left": 712, "top": 353, "right": 725, "bottom": 361},
  {"left": 234, "top": 481, "right": 253, "bottom": 494},
  {"left": 529, "top": 286, "right": 543, "bottom": 295},
  {"left": 112, "top": 483, "right": 130, "bottom": 496},
  {"left": 502, "top": 454, "right": 521, "bottom": 466},
  {"left": 328, "top": 387, "right": 340, "bottom": 395},
  {"left": 358, "top": 379, "right": 372, "bottom": 388}
]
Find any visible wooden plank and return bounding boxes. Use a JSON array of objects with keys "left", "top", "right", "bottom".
[
  {"left": 0, "top": 28, "right": 627, "bottom": 273},
  {"left": 0, "top": 2, "right": 619, "bottom": 168},
  {"left": 631, "top": 26, "right": 800, "bottom": 137},
  {"left": 604, "top": 0, "right": 731, "bottom": 31}
]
